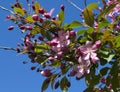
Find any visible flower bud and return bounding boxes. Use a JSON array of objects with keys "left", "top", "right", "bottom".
[
  {"left": 60, "top": 4, "right": 65, "bottom": 11},
  {"left": 8, "top": 26, "right": 14, "bottom": 30},
  {"left": 70, "top": 30, "right": 76, "bottom": 37},
  {"left": 39, "top": 8, "right": 45, "bottom": 14},
  {"left": 19, "top": 25, "right": 26, "bottom": 30},
  {"left": 95, "top": 40, "right": 101, "bottom": 48},
  {"left": 44, "top": 13, "right": 51, "bottom": 18},
  {"left": 26, "top": 26, "right": 33, "bottom": 30},
  {"left": 32, "top": 14, "right": 39, "bottom": 21},
  {"left": 54, "top": 81, "right": 59, "bottom": 89},
  {"left": 48, "top": 57, "right": 54, "bottom": 61},
  {"left": 30, "top": 66, "right": 36, "bottom": 70},
  {"left": 40, "top": 69, "right": 52, "bottom": 77},
  {"left": 69, "top": 70, "right": 76, "bottom": 76},
  {"left": 101, "top": 78, "right": 106, "bottom": 84},
  {"left": 6, "top": 15, "right": 11, "bottom": 19}
]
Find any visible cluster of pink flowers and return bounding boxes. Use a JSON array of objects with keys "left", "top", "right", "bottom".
[
  {"left": 48, "top": 30, "right": 70, "bottom": 58},
  {"left": 72, "top": 41, "right": 101, "bottom": 78}
]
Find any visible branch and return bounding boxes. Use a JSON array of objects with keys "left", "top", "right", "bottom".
[
  {"left": 66, "top": 0, "right": 83, "bottom": 12},
  {"left": 0, "top": 46, "right": 16, "bottom": 51}
]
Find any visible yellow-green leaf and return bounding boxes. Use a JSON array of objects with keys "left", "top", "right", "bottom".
[
  {"left": 14, "top": 7, "right": 25, "bottom": 16},
  {"left": 86, "top": 2, "right": 98, "bottom": 11},
  {"left": 34, "top": 2, "right": 40, "bottom": 14},
  {"left": 26, "top": 15, "right": 35, "bottom": 23},
  {"left": 83, "top": 9, "right": 94, "bottom": 27}
]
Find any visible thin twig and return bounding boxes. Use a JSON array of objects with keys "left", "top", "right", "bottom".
[
  {"left": 0, "top": 46, "right": 16, "bottom": 51},
  {"left": 66, "top": 0, "right": 83, "bottom": 12},
  {"left": 0, "top": 5, "right": 15, "bottom": 14}
]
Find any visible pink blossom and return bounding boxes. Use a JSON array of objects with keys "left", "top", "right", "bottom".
[
  {"left": 78, "top": 41, "right": 100, "bottom": 64},
  {"left": 50, "top": 31, "right": 70, "bottom": 53},
  {"left": 73, "top": 63, "right": 90, "bottom": 78},
  {"left": 43, "top": 8, "right": 55, "bottom": 18}
]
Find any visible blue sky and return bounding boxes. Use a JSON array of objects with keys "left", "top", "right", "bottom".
[{"left": 0, "top": 0, "right": 99, "bottom": 92}]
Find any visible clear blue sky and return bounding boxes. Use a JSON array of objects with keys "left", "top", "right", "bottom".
[{"left": 0, "top": 0, "right": 99, "bottom": 92}]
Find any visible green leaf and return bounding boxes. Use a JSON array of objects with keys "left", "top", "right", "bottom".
[
  {"left": 84, "top": 87, "right": 94, "bottom": 92},
  {"left": 68, "top": 21, "right": 83, "bottom": 28},
  {"left": 62, "top": 66, "right": 69, "bottom": 75},
  {"left": 104, "top": 54, "right": 115, "bottom": 62},
  {"left": 77, "top": 30, "right": 86, "bottom": 35},
  {"left": 14, "top": 7, "right": 25, "bottom": 16},
  {"left": 115, "top": 35, "right": 120, "bottom": 48},
  {"left": 35, "top": 44, "right": 50, "bottom": 50},
  {"left": 41, "top": 78, "right": 50, "bottom": 92},
  {"left": 26, "top": 16, "right": 35, "bottom": 23},
  {"left": 98, "top": 18, "right": 110, "bottom": 28},
  {"left": 83, "top": 9, "right": 94, "bottom": 27},
  {"left": 34, "top": 2, "right": 40, "bottom": 14},
  {"left": 30, "top": 26, "right": 41, "bottom": 35},
  {"left": 86, "top": 2, "right": 98, "bottom": 11},
  {"left": 100, "top": 67, "right": 110, "bottom": 76},
  {"left": 34, "top": 47, "right": 42, "bottom": 54},
  {"left": 58, "top": 10, "right": 64, "bottom": 24},
  {"left": 60, "top": 77, "right": 68, "bottom": 91},
  {"left": 110, "top": 61, "right": 119, "bottom": 91},
  {"left": 46, "top": 31, "right": 52, "bottom": 40}
]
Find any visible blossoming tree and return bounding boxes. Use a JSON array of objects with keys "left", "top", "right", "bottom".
[{"left": 0, "top": 0, "right": 120, "bottom": 92}]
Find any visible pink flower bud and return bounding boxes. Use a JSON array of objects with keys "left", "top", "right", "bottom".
[
  {"left": 32, "top": 14, "right": 39, "bottom": 21},
  {"left": 107, "top": 83, "right": 112, "bottom": 90},
  {"left": 19, "top": 25, "right": 26, "bottom": 30},
  {"left": 44, "top": 13, "right": 51, "bottom": 18},
  {"left": 40, "top": 69, "right": 52, "bottom": 77},
  {"left": 54, "top": 81, "right": 59, "bottom": 89},
  {"left": 39, "top": 8, "right": 45, "bottom": 14},
  {"left": 101, "top": 78, "right": 106, "bottom": 84},
  {"left": 69, "top": 70, "right": 76, "bottom": 76},
  {"left": 95, "top": 40, "right": 101, "bottom": 47},
  {"left": 6, "top": 15, "right": 11, "bottom": 19},
  {"left": 30, "top": 66, "right": 36, "bottom": 70},
  {"left": 26, "top": 26, "right": 33, "bottom": 30},
  {"left": 70, "top": 30, "right": 76, "bottom": 37},
  {"left": 38, "top": 36, "right": 44, "bottom": 41},
  {"left": 50, "top": 41, "right": 58, "bottom": 46},
  {"left": 8, "top": 26, "right": 14, "bottom": 30},
  {"left": 48, "top": 57, "right": 54, "bottom": 61},
  {"left": 57, "top": 51, "right": 63, "bottom": 58},
  {"left": 61, "top": 4, "right": 65, "bottom": 11}
]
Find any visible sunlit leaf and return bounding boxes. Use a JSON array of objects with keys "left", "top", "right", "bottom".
[
  {"left": 26, "top": 15, "right": 35, "bottom": 23},
  {"left": 34, "top": 2, "right": 40, "bottom": 14},
  {"left": 35, "top": 44, "right": 50, "bottom": 50},
  {"left": 52, "top": 20, "right": 61, "bottom": 26},
  {"left": 83, "top": 9, "right": 94, "bottom": 27},
  {"left": 58, "top": 10, "right": 64, "bottom": 24},
  {"left": 14, "top": 7, "right": 25, "bottom": 16},
  {"left": 30, "top": 26, "right": 42, "bottom": 35},
  {"left": 86, "top": 2, "right": 98, "bottom": 11},
  {"left": 104, "top": 54, "right": 115, "bottom": 62},
  {"left": 115, "top": 35, "right": 120, "bottom": 48},
  {"left": 68, "top": 21, "right": 83, "bottom": 28}
]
